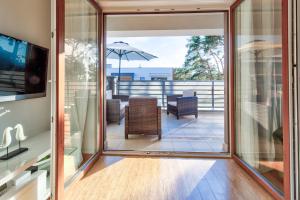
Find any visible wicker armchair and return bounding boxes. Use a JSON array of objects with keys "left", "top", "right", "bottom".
[
  {"left": 125, "top": 97, "right": 161, "bottom": 139},
  {"left": 167, "top": 91, "right": 198, "bottom": 119},
  {"left": 106, "top": 95, "right": 129, "bottom": 124}
]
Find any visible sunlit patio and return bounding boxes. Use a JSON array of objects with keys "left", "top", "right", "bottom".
[{"left": 106, "top": 111, "right": 225, "bottom": 152}]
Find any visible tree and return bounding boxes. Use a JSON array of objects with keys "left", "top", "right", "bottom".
[
  {"left": 174, "top": 36, "right": 224, "bottom": 80},
  {"left": 65, "top": 38, "right": 98, "bottom": 82}
]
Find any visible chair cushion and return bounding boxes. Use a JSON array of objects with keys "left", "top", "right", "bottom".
[
  {"left": 182, "top": 90, "right": 195, "bottom": 97},
  {"left": 168, "top": 101, "right": 177, "bottom": 107}
]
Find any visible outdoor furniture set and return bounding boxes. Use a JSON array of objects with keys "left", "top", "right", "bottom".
[{"left": 106, "top": 90, "right": 198, "bottom": 139}]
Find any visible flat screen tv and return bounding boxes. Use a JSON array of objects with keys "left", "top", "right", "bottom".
[{"left": 0, "top": 33, "right": 49, "bottom": 102}]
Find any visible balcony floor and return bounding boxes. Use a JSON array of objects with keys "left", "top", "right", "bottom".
[{"left": 106, "top": 111, "right": 225, "bottom": 152}]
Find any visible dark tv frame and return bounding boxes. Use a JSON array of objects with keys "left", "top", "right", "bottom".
[{"left": 0, "top": 33, "right": 49, "bottom": 103}]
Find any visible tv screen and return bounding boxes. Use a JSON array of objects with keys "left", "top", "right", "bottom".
[{"left": 0, "top": 34, "right": 49, "bottom": 102}]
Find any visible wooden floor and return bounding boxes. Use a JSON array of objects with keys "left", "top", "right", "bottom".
[{"left": 65, "top": 156, "right": 273, "bottom": 200}]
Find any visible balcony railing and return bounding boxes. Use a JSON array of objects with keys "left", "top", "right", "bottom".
[
  {"left": 117, "top": 80, "right": 224, "bottom": 111},
  {"left": 64, "top": 80, "right": 224, "bottom": 111}
]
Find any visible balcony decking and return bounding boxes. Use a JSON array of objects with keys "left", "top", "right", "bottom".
[{"left": 106, "top": 111, "right": 225, "bottom": 152}]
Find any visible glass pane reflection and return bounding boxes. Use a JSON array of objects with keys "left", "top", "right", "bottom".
[
  {"left": 64, "top": 0, "right": 98, "bottom": 181},
  {"left": 234, "top": 0, "right": 284, "bottom": 193}
]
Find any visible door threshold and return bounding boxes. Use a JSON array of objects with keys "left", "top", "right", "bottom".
[{"left": 102, "top": 150, "right": 231, "bottom": 159}]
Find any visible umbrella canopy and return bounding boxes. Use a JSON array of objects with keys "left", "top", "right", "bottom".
[
  {"left": 238, "top": 40, "right": 281, "bottom": 53},
  {"left": 106, "top": 41, "right": 157, "bottom": 94},
  {"left": 106, "top": 41, "right": 157, "bottom": 61}
]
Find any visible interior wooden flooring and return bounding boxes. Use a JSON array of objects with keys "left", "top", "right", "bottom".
[{"left": 65, "top": 156, "right": 273, "bottom": 200}]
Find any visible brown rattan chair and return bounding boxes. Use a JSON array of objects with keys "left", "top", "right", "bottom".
[
  {"left": 167, "top": 91, "right": 198, "bottom": 119},
  {"left": 125, "top": 97, "right": 161, "bottom": 139},
  {"left": 106, "top": 95, "right": 129, "bottom": 124}
]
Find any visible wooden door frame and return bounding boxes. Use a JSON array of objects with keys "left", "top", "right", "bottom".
[
  {"left": 54, "top": 0, "right": 103, "bottom": 199},
  {"left": 55, "top": 0, "right": 64, "bottom": 199},
  {"left": 54, "top": 0, "right": 291, "bottom": 198},
  {"left": 229, "top": 0, "right": 290, "bottom": 199}
]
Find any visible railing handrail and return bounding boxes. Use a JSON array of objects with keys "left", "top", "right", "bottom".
[
  {"left": 64, "top": 80, "right": 224, "bottom": 110},
  {"left": 118, "top": 80, "right": 224, "bottom": 83}
]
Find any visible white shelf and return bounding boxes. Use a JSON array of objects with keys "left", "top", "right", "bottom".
[
  {"left": 0, "top": 131, "right": 51, "bottom": 186},
  {"left": 0, "top": 170, "right": 47, "bottom": 200}
]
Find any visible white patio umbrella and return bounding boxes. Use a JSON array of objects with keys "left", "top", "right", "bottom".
[
  {"left": 106, "top": 41, "right": 157, "bottom": 93},
  {"left": 238, "top": 40, "right": 282, "bottom": 54}
]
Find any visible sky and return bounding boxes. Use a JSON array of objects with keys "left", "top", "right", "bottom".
[{"left": 106, "top": 36, "right": 190, "bottom": 69}]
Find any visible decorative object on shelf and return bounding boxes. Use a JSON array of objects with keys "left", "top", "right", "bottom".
[
  {"left": 0, "top": 124, "right": 28, "bottom": 160},
  {"left": 14, "top": 124, "right": 28, "bottom": 153},
  {"left": 6, "top": 124, "right": 29, "bottom": 158},
  {"left": 0, "top": 127, "right": 13, "bottom": 160}
]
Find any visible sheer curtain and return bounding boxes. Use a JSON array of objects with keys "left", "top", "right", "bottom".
[
  {"left": 258, "top": 0, "right": 281, "bottom": 162},
  {"left": 234, "top": 0, "right": 283, "bottom": 192},
  {"left": 64, "top": 0, "right": 98, "bottom": 181},
  {"left": 235, "top": 0, "right": 260, "bottom": 167}
]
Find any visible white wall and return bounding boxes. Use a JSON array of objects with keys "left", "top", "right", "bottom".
[
  {"left": 106, "top": 65, "right": 174, "bottom": 80},
  {"left": 0, "top": 0, "right": 51, "bottom": 147}
]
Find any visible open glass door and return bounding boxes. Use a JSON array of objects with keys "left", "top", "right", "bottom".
[
  {"left": 231, "top": 0, "right": 290, "bottom": 199},
  {"left": 54, "top": 0, "right": 102, "bottom": 198},
  {"left": 63, "top": 0, "right": 99, "bottom": 182}
]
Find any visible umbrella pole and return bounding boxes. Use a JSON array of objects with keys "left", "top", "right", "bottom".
[{"left": 118, "top": 55, "right": 121, "bottom": 95}]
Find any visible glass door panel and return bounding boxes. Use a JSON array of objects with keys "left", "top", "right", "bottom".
[
  {"left": 64, "top": 0, "right": 99, "bottom": 181},
  {"left": 234, "top": 0, "right": 284, "bottom": 193}
]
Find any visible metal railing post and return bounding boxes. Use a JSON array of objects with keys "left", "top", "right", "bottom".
[
  {"left": 117, "top": 80, "right": 120, "bottom": 95},
  {"left": 211, "top": 81, "right": 215, "bottom": 110},
  {"left": 162, "top": 80, "right": 165, "bottom": 108}
]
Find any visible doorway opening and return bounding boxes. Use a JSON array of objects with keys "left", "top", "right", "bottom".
[{"left": 103, "top": 12, "right": 229, "bottom": 154}]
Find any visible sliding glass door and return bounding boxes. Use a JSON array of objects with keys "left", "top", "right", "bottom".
[{"left": 232, "top": 0, "right": 289, "bottom": 198}]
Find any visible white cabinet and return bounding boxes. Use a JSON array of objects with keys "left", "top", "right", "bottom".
[{"left": 0, "top": 170, "right": 47, "bottom": 200}]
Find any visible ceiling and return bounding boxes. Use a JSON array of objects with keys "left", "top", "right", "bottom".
[
  {"left": 106, "top": 13, "right": 225, "bottom": 37},
  {"left": 97, "top": 0, "right": 235, "bottom": 12}
]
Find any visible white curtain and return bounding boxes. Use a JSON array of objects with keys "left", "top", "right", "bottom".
[
  {"left": 64, "top": 0, "right": 98, "bottom": 176},
  {"left": 235, "top": 0, "right": 282, "bottom": 168},
  {"left": 236, "top": 0, "right": 260, "bottom": 167}
]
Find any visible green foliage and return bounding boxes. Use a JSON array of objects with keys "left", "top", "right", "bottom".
[{"left": 174, "top": 36, "right": 224, "bottom": 80}]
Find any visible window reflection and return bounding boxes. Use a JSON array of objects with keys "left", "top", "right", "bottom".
[
  {"left": 0, "top": 35, "right": 27, "bottom": 68},
  {"left": 64, "top": 0, "right": 98, "bottom": 181},
  {"left": 234, "top": 0, "right": 283, "bottom": 193}
]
